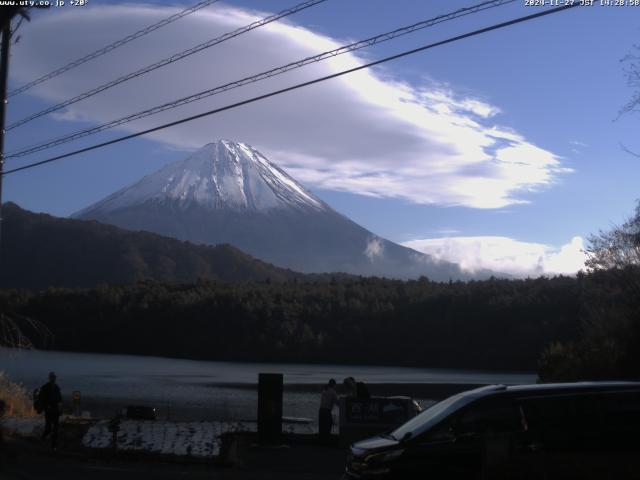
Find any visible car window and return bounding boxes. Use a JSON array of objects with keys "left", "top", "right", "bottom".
[
  {"left": 426, "top": 418, "right": 457, "bottom": 442},
  {"left": 391, "top": 393, "right": 472, "bottom": 440},
  {"left": 602, "top": 391, "right": 640, "bottom": 415},
  {"left": 600, "top": 391, "right": 640, "bottom": 431},
  {"left": 518, "top": 394, "right": 599, "bottom": 434},
  {"left": 456, "top": 399, "right": 522, "bottom": 436}
]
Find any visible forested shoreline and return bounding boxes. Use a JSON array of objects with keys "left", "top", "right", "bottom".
[
  {"left": 0, "top": 275, "right": 583, "bottom": 372},
  {"left": 1, "top": 201, "right": 638, "bottom": 381}
]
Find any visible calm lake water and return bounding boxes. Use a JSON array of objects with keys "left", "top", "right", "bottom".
[{"left": 1, "top": 350, "right": 536, "bottom": 421}]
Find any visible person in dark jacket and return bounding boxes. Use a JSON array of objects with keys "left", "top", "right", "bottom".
[
  {"left": 343, "top": 377, "right": 357, "bottom": 397},
  {"left": 39, "top": 372, "right": 62, "bottom": 449},
  {"left": 343, "top": 376, "right": 370, "bottom": 399},
  {"left": 318, "top": 378, "right": 338, "bottom": 443}
]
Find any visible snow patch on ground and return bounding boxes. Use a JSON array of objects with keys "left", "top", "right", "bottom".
[
  {"left": 3, "top": 416, "right": 319, "bottom": 459},
  {"left": 81, "top": 420, "right": 316, "bottom": 458},
  {"left": 83, "top": 420, "right": 225, "bottom": 457}
]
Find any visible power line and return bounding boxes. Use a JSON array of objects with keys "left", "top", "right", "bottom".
[
  {"left": 5, "top": 0, "right": 516, "bottom": 160},
  {"left": 8, "top": 0, "right": 221, "bottom": 98},
  {"left": 6, "top": 0, "right": 328, "bottom": 131},
  {"left": 1, "top": 4, "right": 579, "bottom": 177}
]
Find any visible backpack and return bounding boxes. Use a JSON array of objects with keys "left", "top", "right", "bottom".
[{"left": 32, "top": 388, "right": 43, "bottom": 414}]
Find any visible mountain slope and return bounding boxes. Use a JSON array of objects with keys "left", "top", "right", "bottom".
[
  {"left": 74, "top": 140, "right": 471, "bottom": 280},
  {"left": 0, "top": 202, "right": 301, "bottom": 289},
  {"left": 74, "top": 141, "right": 325, "bottom": 214}
]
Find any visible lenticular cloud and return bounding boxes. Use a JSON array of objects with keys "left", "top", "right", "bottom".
[{"left": 10, "top": 3, "right": 568, "bottom": 209}]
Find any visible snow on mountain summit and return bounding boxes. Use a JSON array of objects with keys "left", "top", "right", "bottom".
[
  {"left": 78, "top": 140, "right": 325, "bottom": 214},
  {"left": 73, "top": 140, "right": 476, "bottom": 280}
]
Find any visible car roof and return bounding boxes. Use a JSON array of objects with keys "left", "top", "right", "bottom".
[{"left": 459, "top": 381, "right": 640, "bottom": 401}]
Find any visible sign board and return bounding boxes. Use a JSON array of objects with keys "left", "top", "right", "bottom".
[{"left": 257, "top": 373, "right": 283, "bottom": 444}]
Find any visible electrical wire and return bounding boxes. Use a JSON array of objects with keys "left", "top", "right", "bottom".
[
  {"left": 5, "top": 0, "right": 516, "bottom": 160},
  {"left": 8, "top": 0, "right": 221, "bottom": 98},
  {"left": 1, "top": 3, "right": 579, "bottom": 177},
  {"left": 6, "top": 0, "right": 328, "bottom": 130}
]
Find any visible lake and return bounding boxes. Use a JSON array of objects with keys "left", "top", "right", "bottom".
[{"left": 1, "top": 349, "right": 536, "bottom": 421}]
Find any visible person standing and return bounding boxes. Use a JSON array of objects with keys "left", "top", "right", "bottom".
[
  {"left": 39, "top": 372, "right": 62, "bottom": 450},
  {"left": 343, "top": 376, "right": 370, "bottom": 398},
  {"left": 343, "top": 377, "right": 357, "bottom": 397},
  {"left": 318, "top": 378, "right": 338, "bottom": 443}
]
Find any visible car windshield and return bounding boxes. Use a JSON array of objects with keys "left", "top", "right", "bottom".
[{"left": 390, "top": 393, "right": 471, "bottom": 440}]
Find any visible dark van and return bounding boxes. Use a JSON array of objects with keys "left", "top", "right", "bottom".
[{"left": 345, "top": 382, "right": 640, "bottom": 479}]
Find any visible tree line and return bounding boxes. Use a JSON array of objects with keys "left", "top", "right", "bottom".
[{"left": 0, "top": 275, "right": 583, "bottom": 372}]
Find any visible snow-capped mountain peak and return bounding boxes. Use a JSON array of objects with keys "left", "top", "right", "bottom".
[
  {"left": 76, "top": 140, "right": 325, "bottom": 215},
  {"left": 74, "top": 140, "right": 473, "bottom": 280}
]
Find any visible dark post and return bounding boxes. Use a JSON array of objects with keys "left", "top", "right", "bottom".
[
  {"left": 257, "top": 373, "right": 283, "bottom": 444},
  {"left": 0, "top": 24, "right": 10, "bottom": 261},
  {"left": 108, "top": 415, "right": 121, "bottom": 452}
]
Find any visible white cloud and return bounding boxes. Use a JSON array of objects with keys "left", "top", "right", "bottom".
[
  {"left": 403, "top": 236, "right": 587, "bottom": 277},
  {"left": 419, "top": 88, "right": 501, "bottom": 119},
  {"left": 10, "top": 3, "right": 568, "bottom": 209},
  {"left": 569, "top": 139, "right": 588, "bottom": 155},
  {"left": 364, "top": 236, "right": 384, "bottom": 261}
]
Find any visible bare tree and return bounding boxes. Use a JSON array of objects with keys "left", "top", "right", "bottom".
[
  {"left": 0, "top": 312, "right": 52, "bottom": 350},
  {"left": 585, "top": 200, "right": 640, "bottom": 271},
  {"left": 619, "top": 44, "right": 640, "bottom": 155},
  {"left": 620, "top": 44, "right": 640, "bottom": 118}
]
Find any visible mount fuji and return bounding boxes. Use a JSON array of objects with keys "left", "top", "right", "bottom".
[{"left": 74, "top": 140, "right": 470, "bottom": 280}]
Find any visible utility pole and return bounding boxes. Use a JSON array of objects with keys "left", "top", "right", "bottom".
[{"left": 0, "top": 22, "right": 10, "bottom": 263}]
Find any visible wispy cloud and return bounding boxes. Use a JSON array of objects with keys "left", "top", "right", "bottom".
[
  {"left": 434, "top": 228, "right": 461, "bottom": 235},
  {"left": 403, "top": 236, "right": 587, "bottom": 277},
  {"left": 569, "top": 139, "right": 588, "bottom": 155},
  {"left": 364, "top": 236, "right": 384, "bottom": 261},
  {"left": 11, "top": 3, "right": 569, "bottom": 209},
  {"left": 570, "top": 140, "right": 588, "bottom": 148}
]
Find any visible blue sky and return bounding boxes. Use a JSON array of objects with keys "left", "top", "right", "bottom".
[{"left": 3, "top": 0, "right": 639, "bottom": 276}]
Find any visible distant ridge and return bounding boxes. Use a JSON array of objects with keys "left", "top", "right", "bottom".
[{"left": 0, "top": 202, "right": 303, "bottom": 289}]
